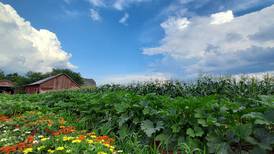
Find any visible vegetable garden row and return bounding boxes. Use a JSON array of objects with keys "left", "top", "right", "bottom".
[{"left": 0, "top": 76, "right": 273, "bottom": 153}]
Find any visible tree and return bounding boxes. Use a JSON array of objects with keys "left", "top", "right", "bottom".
[
  {"left": 26, "top": 71, "right": 48, "bottom": 84},
  {"left": 50, "top": 69, "right": 84, "bottom": 85},
  {"left": 0, "top": 70, "right": 5, "bottom": 80},
  {"left": 5, "top": 73, "right": 28, "bottom": 87}
]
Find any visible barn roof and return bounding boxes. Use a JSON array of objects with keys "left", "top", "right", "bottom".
[
  {"left": 26, "top": 74, "right": 79, "bottom": 87},
  {"left": 0, "top": 80, "right": 14, "bottom": 87}
]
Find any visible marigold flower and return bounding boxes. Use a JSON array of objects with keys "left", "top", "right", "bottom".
[
  {"left": 78, "top": 135, "right": 86, "bottom": 140},
  {"left": 110, "top": 146, "right": 115, "bottom": 149},
  {"left": 56, "top": 147, "right": 65, "bottom": 151},
  {"left": 41, "top": 137, "right": 49, "bottom": 142},
  {"left": 103, "top": 143, "right": 110, "bottom": 148},
  {"left": 48, "top": 149, "right": 55, "bottom": 153},
  {"left": 110, "top": 148, "right": 114, "bottom": 152},
  {"left": 87, "top": 139, "right": 94, "bottom": 144},
  {"left": 26, "top": 135, "right": 34, "bottom": 143},
  {"left": 72, "top": 139, "right": 81, "bottom": 143},
  {"left": 23, "top": 148, "right": 33, "bottom": 154},
  {"left": 0, "top": 115, "right": 10, "bottom": 122},
  {"left": 0, "top": 145, "right": 16, "bottom": 153},
  {"left": 63, "top": 136, "right": 74, "bottom": 141}
]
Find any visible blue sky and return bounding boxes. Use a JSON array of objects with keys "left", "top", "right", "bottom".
[{"left": 0, "top": 0, "right": 274, "bottom": 84}]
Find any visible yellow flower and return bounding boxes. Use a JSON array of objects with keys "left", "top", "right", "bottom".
[
  {"left": 110, "top": 145, "right": 115, "bottom": 152},
  {"left": 23, "top": 148, "right": 33, "bottom": 154},
  {"left": 90, "top": 135, "right": 97, "bottom": 138},
  {"left": 37, "top": 146, "right": 46, "bottom": 151},
  {"left": 97, "top": 152, "right": 107, "bottom": 154},
  {"left": 87, "top": 139, "right": 94, "bottom": 144},
  {"left": 110, "top": 148, "right": 114, "bottom": 152},
  {"left": 48, "top": 149, "right": 55, "bottom": 153},
  {"left": 56, "top": 147, "right": 65, "bottom": 151},
  {"left": 72, "top": 139, "right": 81, "bottom": 143},
  {"left": 63, "top": 136, "right": 74, "bottom": 141},
  {"left": 41, "top": 137, "right": 49, "bottom": 142}
]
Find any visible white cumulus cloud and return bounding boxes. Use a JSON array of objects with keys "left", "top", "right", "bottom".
[
  {"left": 143, "top": 4, "right": 274, "bottom": 78},
  {"left": 0, "top": 2, "right": 75, "bottom": 74},
  {"left": 90, "top": 9, "right": 101, "bottom": 21},
  {"left": 119, "top": 13, "right": 129, "bottom": 25},
  {"left": 210, "top": 10, "right": 234, "bottom": 25}
]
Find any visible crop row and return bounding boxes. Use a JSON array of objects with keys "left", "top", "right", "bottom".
[
  {"left": 91, "top": 75, "right": 274, "bottom": 98},
  {"left": 0, "top": 90, "right": 273, "bottom": 153}
]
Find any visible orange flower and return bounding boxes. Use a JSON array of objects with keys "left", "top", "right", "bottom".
[
  {"left": 52, "top": 131, "right": 60, "bottom": 136},
  {"left": 78, "top": 135, "right": 86, "bottom": 141},
  {"left": 0, "top": 145, "right": 16, "bottom": 154},
  {"left": 0, "top": 115, "right": 10, "bottom": 122},
  {"left": 50, "top": 126, "right": 76, "bottom": 136},
  {"left": 0, "top": 142, "right": 32, "bottom": 154},
  {"left": 17, "top": 142, "right": 27, "bottom": 151},
  {"left": 95, "top": 135, "right": 114, "bottom": 144},
  {"left": 25, "top": 135, "right": 34, "bottom": 143}
]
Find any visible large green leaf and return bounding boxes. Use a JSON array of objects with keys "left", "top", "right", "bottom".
[
  {"left": 186, "top": 126, "right": 204, "bottom": 138},
  {"left": 233, "top": 124, "right": 252, "bottom": 139},
  {"left": 141, "top": 120, "right": 164, "bottom": 137}
]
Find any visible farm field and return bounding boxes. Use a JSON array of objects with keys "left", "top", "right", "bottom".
[{"left": 0, "top": 77, "right": 274, "bottom": 154}]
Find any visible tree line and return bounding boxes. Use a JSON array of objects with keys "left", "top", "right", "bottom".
[{"left": 0, "top": 69, "right": 84, "bottom": 87}]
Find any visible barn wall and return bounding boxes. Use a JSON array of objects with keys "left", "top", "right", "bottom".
[
  {"left": 25, "top": 85, "right": 40, "bottom": 94},
  {"left": 40, "top": 75, "right": 79, "bottom": 92}
]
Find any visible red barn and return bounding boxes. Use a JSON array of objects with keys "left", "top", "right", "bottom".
[
  {"left": 25, "top": 74, "right": 80, "bottom": 94},
  {"left": 0, "top": 80, "right": 15, "bottom": 94}
]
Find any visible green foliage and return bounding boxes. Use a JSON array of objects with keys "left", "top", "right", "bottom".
[
  {"left": 25, "top": 71, "right": 49, "bottom": 84},
  {"left": 0, "top": 70, "right": 5, "bottom": 80},
  {"left": 0, "top": 76, "right": 273, "bottom": 153},
  {"left": 141, "top": 120, "right": 164, "bottom": 137}
]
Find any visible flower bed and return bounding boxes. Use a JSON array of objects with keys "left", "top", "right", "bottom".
[{"left": 0, "top": 112, "right": 120, "bottom": 154}]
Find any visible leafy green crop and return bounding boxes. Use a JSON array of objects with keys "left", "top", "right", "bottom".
[{"left": 0, "top": 76, "right": 273, "bottom": 153}]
